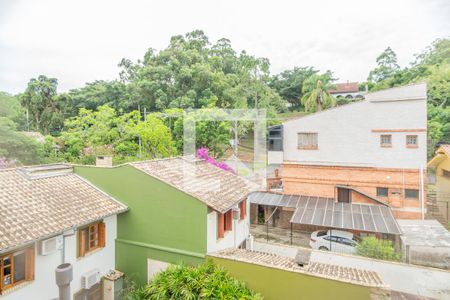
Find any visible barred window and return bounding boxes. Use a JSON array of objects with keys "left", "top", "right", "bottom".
[
  {"left": 380, "top": 135, "right": 392, "bottom": 147},
  {"left": 298, "top": 133, "right": 318, "bottom": 150},
  {"left": 406, "top": 135, "right": 418, "bottom": 147}
]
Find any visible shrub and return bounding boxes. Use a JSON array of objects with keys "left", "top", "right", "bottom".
[
  {"left": 141, "top": 261, "right": 263, "bottom": 300},
  {"left": 356, "top": 236, "right": 400, "bottom": 261}
]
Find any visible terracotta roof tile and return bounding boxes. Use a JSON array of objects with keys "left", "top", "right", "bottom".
[
  {"left": 329, "top": 82, "right": 360, "bottom": 94},
  {"left": 440, "top": 144, "right": 450, "bottom": 156},
  {"left": 209, "top": 249, "right": 386, "bottom": 288},
  {"left": 131, "top": 157, "right": 260, "bottom": 213},
  {"left": 0, "top": 164, "right": 127, "bottom": 253}
]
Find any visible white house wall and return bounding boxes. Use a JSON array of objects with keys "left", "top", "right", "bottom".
[
  {"left": 1, "top": 215, "right": 117, "bottom": 300},
  {"left": 282, "top": 85, "right": 427, "bottom": 169},
  {"left": 206, "top": 202, "right": 249, "bottom": 253}
]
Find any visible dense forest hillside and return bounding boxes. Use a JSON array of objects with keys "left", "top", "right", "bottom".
[{"left": 0, "top": 31, "right": 448, "bottom": 167}]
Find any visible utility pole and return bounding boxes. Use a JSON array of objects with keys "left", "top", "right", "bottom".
[
  {"left": 234, "top": 120, "right": 238, "bottom": 174},
  {"left": 138, "top": 104, "right": 142, "bottom": 158}
]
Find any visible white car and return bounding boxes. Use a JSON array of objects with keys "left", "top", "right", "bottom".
[{"left": 309, "top": 230, "right": 359, "bottom": 254}]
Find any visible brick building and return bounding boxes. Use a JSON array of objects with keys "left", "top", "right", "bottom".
[{"left": 267, "top": 83, "right": 428, "bottom": 220}]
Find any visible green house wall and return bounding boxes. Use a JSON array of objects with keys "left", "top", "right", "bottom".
[
  {"left": 75, "top": 165, "right": 207, "bottom": 285},
  {"left": 208, "top": 256, "right": 373, "bottom": 300}
]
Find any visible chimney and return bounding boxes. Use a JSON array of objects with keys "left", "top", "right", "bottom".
[{"left": 96, "top": 155, "right": 113, "bottom": 168}]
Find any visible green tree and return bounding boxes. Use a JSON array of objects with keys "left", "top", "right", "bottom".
[
  {"left": 368, "top": 47, "right": 400, "bottom": 83},
  {"left": 60, "top": 105, "right": 175, "bottom": 163},
  {"left": 141, "top": 261, "right": 263, "bottom": 300},
  {"left": 356, "top": 236, "right": 400, "bottom": 261},
  {"left": 300, "top": 72, "right": 336, "bottom": 112},
  {"left": 0, "top": 117, "right": 43, "bottom": 165},
  {"left": 118, "top": 30, "right": 287, "bottom": 115},
  {"left": 136, "top": 116, "right": 177, "bottom": 158},
  {"left": 270, "top": 66, "right": 318, "bottom": 111},
  {"left": 20, "top": 75, "right": 61, "bottom": 134}
]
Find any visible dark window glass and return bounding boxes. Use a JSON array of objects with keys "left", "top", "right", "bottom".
[
  {"left": 405, "top": 189, "right": 419, "bottom": 199},
  {"left": 13, "top": 252, "right": 25, "bottom": 282},
  {"left": 376, "top": 187, "right": 388, "bottom": 197}
]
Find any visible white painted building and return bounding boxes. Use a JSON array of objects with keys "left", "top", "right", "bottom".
[
  {"left": 207, "top": 202, "right": 250, "bottom": 253},
  {"left": 0, "top": 164, "right": 127, "bottom": 300},
  {"left": 267, "top": 84, "right": 428, "bottom": 219},
  {"left": 269, "top": 83, "right": 427, "bottom": 168}
]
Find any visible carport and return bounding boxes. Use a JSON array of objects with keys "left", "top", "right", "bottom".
[{"left": 249, "top": 191, "right": 402, "bottom": 244}]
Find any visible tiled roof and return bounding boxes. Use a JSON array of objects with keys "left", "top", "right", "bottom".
[
  {"left": 131, "top": 157, "right": 260, "bottom": 213},
  {"left": 0, "top": 164, "right": 128, "bottom": 253},
  {"left": 328, "top": 82, "right": 360, "bottom": 94},
  {"left": 209, "top": 249, "right": 386, "bottom": 288},
  {"left": 440, "top": 144, "right": 450, "bottom": 156}
]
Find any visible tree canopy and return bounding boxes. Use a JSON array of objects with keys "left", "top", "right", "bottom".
[{"left": 300, "top": 72, "right": 337, "bottom": 112}]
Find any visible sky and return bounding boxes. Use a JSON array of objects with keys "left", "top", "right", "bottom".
[{"left": 0, "top": 0, "right": 449, "bottom": 94}]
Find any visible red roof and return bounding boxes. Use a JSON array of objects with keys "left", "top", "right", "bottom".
[{"left": 329, "top": 82, "right": 360, "bottom": 94}]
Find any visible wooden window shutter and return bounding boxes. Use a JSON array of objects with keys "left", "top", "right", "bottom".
[
  {"left": 79, "top": 230, "right": 86, "bottom": 257},
  {"left": 240, "top": 200, "right": 246, "bottom": 220},
  {"left": 25, "top": 247, "right": 35, "bottom": 281},
  {"left": 217, "top": 213, "right": 224, "bottom": 238},
  {"left": 225, "top": 211, "right": 233, "bottom": 232},
  {"left": 98, "top": 222, "right": 106, "bottom": 248}
]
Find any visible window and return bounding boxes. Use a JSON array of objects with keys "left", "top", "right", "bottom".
[
  {"left": 268, "top": 126, "right": 283, "bottom": 151},
  {"left": 380, "top": 135, "right": 392, "bottom": 147},
  {"left": 298, "top": 133, "right": 318, "bottom": 150},
  {"left": 0, "top": 247, "right": 34, "bottom": 294},
  {"left": 239, "top": 200, "right": 246, "bottom": 220},
  {"left": 78, "top": 222, "right": 105, "bottom": 257},
  {"left": 406, "top": 135, "right": 418, "bottom": 148},
  {"left": 405, "top": 189, "right": 419, "bottom": 199},
  {"left": 217, "top": 210, "right": 233, "bottom": 239},
  {"left": 376, "top": 187, "right": 389, "bottom": 197},
  {"left": 443, "top": 169, "right": 450, "bottom": 178}
]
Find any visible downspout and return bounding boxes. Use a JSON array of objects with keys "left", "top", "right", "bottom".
[{"left": 420, "top": 165, "right": 425, "bottom": 220}]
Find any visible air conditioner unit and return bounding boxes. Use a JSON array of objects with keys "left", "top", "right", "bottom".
[
  {"left": 232, "top": 207, "right": 240, "bottom": 220},
  {"left": 81, "top": 269, "right": 100, "bottom": 290},
  {"left": 39, "top": 235, "right": 62, "bottom": 255}
]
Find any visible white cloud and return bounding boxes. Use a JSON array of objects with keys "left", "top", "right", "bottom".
[{"left": 0, "top": 0, "right": 449, "bottom": 94}]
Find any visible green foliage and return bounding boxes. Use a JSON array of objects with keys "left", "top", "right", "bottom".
[
  {"left": 356, "top": 236, "right": 400, "bottom": 261},
  {"left": 20, "top": 75, "right": 63, "bottom": 135},
  {"left": 368, "top": 47, "right": 400, "bottom": 83},
  {"left": 170, "top": 108, "right": 232, "bottom": 158},
  {"left": 0, "top": 117, "right": 43, "bottom": 165},
  {"left": 60, "top": 105, "right": 176, "bottom": 162},
  {"left": 269, "top": 66, "right": 318, "bottom": 111},
  {"left": 136, "top": 261, "right": 263, "bottom": 300},
  {"left": 119, "top": 30, "right": 287, "bottom": 114},
  {"left": 300, "top": 72, "right": 336, "bottom": 112}
]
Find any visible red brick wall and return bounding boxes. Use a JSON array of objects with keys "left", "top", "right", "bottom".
[{"left": 282, "top": 163, "right": 425, "bottom": 219}]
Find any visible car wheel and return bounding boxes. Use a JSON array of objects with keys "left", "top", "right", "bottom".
[{"left": 319, "top": 246, "right": 329, "bottom": 251}]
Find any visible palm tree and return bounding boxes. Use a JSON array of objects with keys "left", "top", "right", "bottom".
[{"left": 300, "top": 74, "right": 336, "bottom": 112}]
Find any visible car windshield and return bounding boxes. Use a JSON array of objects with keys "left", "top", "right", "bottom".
[{"left": 317, "top": 231, "right": 327, "bottom": 237}]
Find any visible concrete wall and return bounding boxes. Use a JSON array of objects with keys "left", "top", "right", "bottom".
[
  {"left": 207, "top": 202, "right": 250, "bottom": 253},
  {"left": 254, "top": 241, "right": 450, "bottom": 299},
  {"left": 75, "top": 165, "right": 207, "bottom": 285},
  {"left": 1, "top": 215, "right": 117, "bottom": 300},
  {"left": 436, "top": 157, "right": 450, "bottom": 196},
  {"left": 282, "top": 84, "right": 427, "bottom": 169},
  {"left": 208, "top": 255, "right": 372, "bottom": 300}
]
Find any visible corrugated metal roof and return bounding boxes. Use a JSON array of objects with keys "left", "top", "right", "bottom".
[{"left": 249, "top": 192, "right": 402, "bottom": 235}]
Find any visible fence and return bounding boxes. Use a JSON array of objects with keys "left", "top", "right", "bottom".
[
  {"left": 250, "top": 223, "right": 401, "bottom": 262},
  {"left": 427, "top": 191, "right": 450, "bottom": 227}
]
